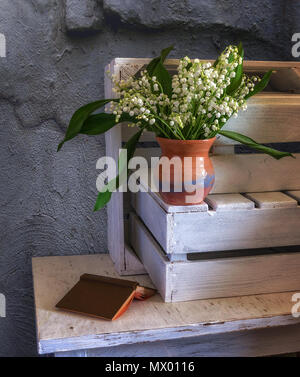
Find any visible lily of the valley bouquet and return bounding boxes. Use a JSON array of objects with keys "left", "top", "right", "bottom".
[{"left": 58, "top": 45, "right": 293, "bottom": 209}]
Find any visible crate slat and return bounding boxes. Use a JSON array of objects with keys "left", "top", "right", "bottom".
[
  {"left": 205, "top": 193, "right": 255, "bottom": 211},
  {"left": 130, "top": 212, "right": 300, "bottom": 302},
  {"left": 132, "top": 189, "right": 300, "bottom": 254},
  {"left": 244, "top": 192, "right": 298, "bottom": 209},
  {"left": 285, "top": 190, "right": 300, "bottom": 203},
  {"left": 136, "top": 151, "right": 300, "bottom": 199},
  {"left": 212, "top": 153, "right": 300, "bottom": 193}
]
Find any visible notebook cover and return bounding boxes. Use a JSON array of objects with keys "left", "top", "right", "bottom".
[{"left": 56, "top": 274, "right": 156, "bottom": 320}]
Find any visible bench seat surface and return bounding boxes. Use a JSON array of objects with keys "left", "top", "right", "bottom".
[{"left": 32, "top": 254, "right": 300, "bottom": 355}]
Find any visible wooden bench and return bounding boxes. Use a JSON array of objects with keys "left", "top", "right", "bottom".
[{"left": 32, "top": 254, "right": 300, "bottom": 357}]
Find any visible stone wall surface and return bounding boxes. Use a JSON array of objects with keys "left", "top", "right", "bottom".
[{"left": 0, "top": 0, "right": 299, "bottom": 356}]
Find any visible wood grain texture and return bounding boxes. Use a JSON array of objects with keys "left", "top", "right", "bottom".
[
  {"left": 123, "top": 244, "right": 146, "bottom": 275},
  {"left": 54, "top": 324, "right": 300, "bottom": 357},
  {"left": 130, "top": 213, "right": 300, "bottom": 302},
  {"left": 32, "top": 254, "right": 300, "bottom": 354},
  {"left": 136, "top": 154, "right": 300, "bottom": 196},
  {"left": 171, "top": 206, "right": 300, "bottom": 253},
  {"left": 271, "top": 67, "right": 300, "bottom": 93},
  {"left": 130, "top": 213, "right": 171, "bottom": 301},
  {"left": 245, "top": 192, "right": 298, "bottom": 209},
  {"left": 105, "top": 62, "right": 125, "bottom": 273},
  {"left": 131, "top": 190, "right": 174, "bottom": 253},
  {"left": 211, "top": 154, "right": 300, "bottom": 194},
  {"left": 205, "top": 193, "right": 255, "bottom": 211},
  {"left": 285, "top": 190, "right": 300, "bottom": 203},
  {"left": 133, "top": 187, "right": 300, "bottom": 254}
]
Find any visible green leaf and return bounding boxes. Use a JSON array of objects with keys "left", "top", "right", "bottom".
[
  {"left": 226, "top": 43, "right": 244, "bottom": 95},
  {"left": 93, "top": 129, "right": 143, "bottom": 211},
  {"left": 245, "top": 70, "right": 272, "bottom": 100},
  {"left": 146, "top": 46, "right": 173, "bottom": 77},
  {"left": 80, "top": 113, "right": 118, "bottom": 135},
  {"left": 218, "top": 130, "right": 294, "bottom": 160},
  {"left": 80, "top": 112, "right": 137, "bottom": 135},
  {"left": 93, "top": 191, "right": 112, "bottom": 212},
  {"left": 57, "top": 99, "right": 117, "bottom": 151},
  {"left": 154, "top": 63, "right": 173, "bottom": 97},
  {"left": 145, "top": 46, "right": 173, "bottom": 97},
  {"left": 237, "top": 41, "right": 244, "bottom": 58}
]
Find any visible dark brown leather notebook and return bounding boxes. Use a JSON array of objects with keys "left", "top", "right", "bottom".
[{"left": 56, "top": 274, "right": 156, "bottom": 320}]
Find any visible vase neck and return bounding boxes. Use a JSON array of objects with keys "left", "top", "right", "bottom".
[{"left": 157, "top": 137, "right": 215, "bottom": 157}]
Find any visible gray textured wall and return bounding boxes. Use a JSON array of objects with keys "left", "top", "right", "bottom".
[{"left": 0, "top": 0, "right": 299, "bottom": 357}]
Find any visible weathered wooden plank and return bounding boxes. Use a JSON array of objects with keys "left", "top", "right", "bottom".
[
  {"left": 172, "top": 206, "right": 300, "bottom": 253},
  {"left": 131, "top": 190, "right": 174, "bottom": 252},
  {"left": 105, "top": 62, "right": 125, "bottom": 274},
  {"left": 211, "top": 153, "right": 300, "bottom": 194},
  {"left": 123, "top": 244, "right": 146, "bottom": 275},
  {"left": 130, "top": 214, "right": 171, "bottom": 301},
  {"left": 205, "top": 193, "right": 255, "bottom": 211},
  {"left": 130, "top": 214, "right": 300, "bottom": 302},
  {"left": 133, "top": 153, "right": 300, "bottom": 195},
  {"left": 245, "top": 192, "right": 298, "bottom": 209},
  {"left": 170, "top": 252, "right": 300, "bottom": 302},
  {"left": 32, "top": 254, "right": 300, "bottom": 353},
  {"left": 133, "top": 187, "right": 300, "bottom": 253},
  {"left": 285, "top": 190, "right": 300, "bottom": 203},
  {"left": 271, "top": 67, "right": 300, "bottom": 93},
  {"left": 55, "top": 324, "right": 300, "bottom": 357}
]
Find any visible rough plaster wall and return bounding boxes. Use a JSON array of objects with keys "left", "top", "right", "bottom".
[{"left": 0, "top": 0, "right": 299, "bottom": 357}]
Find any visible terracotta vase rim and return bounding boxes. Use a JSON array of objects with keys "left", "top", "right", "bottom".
[{"left": 156, "top": 136, "right": 216, "bottom": 144}]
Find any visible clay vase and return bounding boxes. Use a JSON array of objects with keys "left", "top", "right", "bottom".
[{"left": 155, "top": 137, "right": 216, "bottom": 206}]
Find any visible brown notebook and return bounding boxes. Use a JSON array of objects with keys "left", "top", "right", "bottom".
[{"left": 56, "top": 274, "right": 156, "bottom": 320}]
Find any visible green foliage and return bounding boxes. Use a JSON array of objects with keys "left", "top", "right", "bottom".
[
  {"left": 93, "top": 129, "right": 143, "bottom": 211},
  {"left": 147, "top": 46, "right": 173, "bottom": 97},
  {"left": 226, "top": 42, "right": 244, "bottom": 95},
  {"left": 219, "top": 130, "right": 294, "bottom": 160},
  {"left": 57, "top": 99, "right": 118, "bottom": 151},
  {"left": 245, "top": 70, "right": 273, "bottom": 100}
]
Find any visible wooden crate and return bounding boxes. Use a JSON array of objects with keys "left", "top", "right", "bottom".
[
  {"left": 130, "top": 212, "right": 300, "bottom": 302},
  {"left": 105, "top": 58, "right": 300, "bottom": 301}
]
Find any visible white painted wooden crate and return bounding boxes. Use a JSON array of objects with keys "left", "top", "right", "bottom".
[{"left": 105, "top": 58, "right": 300, "bottom": 301}]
